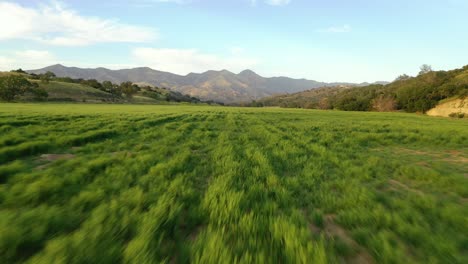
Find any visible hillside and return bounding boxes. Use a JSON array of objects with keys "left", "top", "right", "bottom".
[
  {"left": 0, "top": 71, "right": 204, "bottom": 104},
  {"left": 255, "top": 86, "right": 351, "bottom": 108},
  {"left": 256, "top": 65, "right": 468, "bottom": 114},
  {"left": 31, "top": 81, "right": 115, "bottom": 102},
  {"left": 28, "top": 65, "right": 377, "bottom": 103},
  {"left": 426, "top": 98, "right": 467, "bottom": 117}
]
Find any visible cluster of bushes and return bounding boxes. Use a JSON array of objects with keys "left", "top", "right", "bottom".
[
  {"left": 250, "top": 87, "right": 347, "bottom": 109},
  {"left": 3, "top": 69, "right": 205, "bottom": 104},
  {"left": 142, "top": 89, "right": 202, "bottom": 103},
  {"left": 330, "top": 85, "right": 389, "bottom": 111},
  {"left": 33, "top": 73, "right": 202, "bottom": 103},
  {"left": 27, "top": 71, "right": 140, "bottom": 98},
  {"left": 448, "top": 112, "right": 465, "bottom": 118},
  {"left": 390, "top": 66, "right": 468, "bottom": 112},
  {"left": 333, "top": 66, "right": 467, "bottom": 112},
  {"left": 0, "top": 75, "right": 48, "bottom": 101}
]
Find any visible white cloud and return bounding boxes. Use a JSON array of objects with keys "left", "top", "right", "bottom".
[
  {"left": 249, "top": 0, "right": 292, "bottom": 6},
  {"left": 130, "top": 0, "right": 191, "bottom": 6},
  {"left": 138, "top": 0, "right": 289, "bottom": 6},
  {"left": 318, "top": 24, "right": 352, "bottom": 33},
  {"left": 0, "top": 50, "right": 57, "bottom": 71},
  {"left": 0, "top": 57, "right": 14, "bottom": 71},
  {"left": 14, "top": 50, "right": 55, "bottom": 61},
  {"left": 265, "top": 0, "right": 291, "bottom": 6},
  {"left": 0, "top": 1, "right": 157, "bottom": 46},
  {"left": 229, "top": 46, "right": 245, "bottom": 55},
  {"left": 150, "top": 0, "right": 190, "bottom": 3},
  {"left": 132, "top": 48, "right": 259, "bottom": 74}
]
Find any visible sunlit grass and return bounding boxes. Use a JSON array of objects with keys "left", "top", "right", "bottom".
[{"left": 0, "top": 103, "right": 466, "bottom": 263}]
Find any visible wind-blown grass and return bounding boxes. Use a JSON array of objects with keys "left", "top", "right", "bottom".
[{"left": 0, "top": 103, "right": 466, "bottom": 263}]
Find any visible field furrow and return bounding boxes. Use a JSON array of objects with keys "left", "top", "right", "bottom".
[{"left": 0, "top": 104, "right": 466, "bottom": 264}]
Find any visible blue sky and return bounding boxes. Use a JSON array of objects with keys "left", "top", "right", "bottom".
[{"left": 0, "top": 0, "right": 467, "bottom": 82}]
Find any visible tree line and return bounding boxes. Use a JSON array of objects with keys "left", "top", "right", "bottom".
[
  {"left": 27, "top": 71, "right": 141, "bottom": 98},
  {"left": 251, "top": 64, "right": 468, "bottom": 113},
  {"left": 1, "top": 69, "right": 203, "bottom": 103},
  {"left": 331, "top": 64, "right": 468, "bottom": 112}
]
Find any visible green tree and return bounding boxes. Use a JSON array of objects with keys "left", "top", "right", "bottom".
[
  {"left": 0, "top": 75, "right": 35, "bottom": 101},
  {"left": 394, "top": 74, "right": 411, "bottom": 81},
  {"left": 81, "top": 79, "right": 103, "bottom": 89},
  {"left": 120, "top": 82, "right": 139, "bottom": 98},
  {"left": 29, "top": 73, "right": 40, "bottom": 80},
  {"left": 10, "top": 68, "right": 27, "bottom": 74},
  {"left": 331, "top": 85, "right": 384, "bottom": 111},
  {"left": 102, "top": 81, "right": 113, "bottom": 92},
  {"left": 102, "top": 81, "right": 122, "bottom": 99},
  {"left": 418, "top": 64, "right": 432, "bottom": 75},
  {"left": 30, "top": 83, "right": 48, "bottom": 100},
  {"left": 40, "top": 71, "right": 56, "bottom": 84}
]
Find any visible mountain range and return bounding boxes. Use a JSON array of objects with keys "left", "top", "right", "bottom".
[{"left": 28, "top": 64, "right": 387, "bottom": 103}]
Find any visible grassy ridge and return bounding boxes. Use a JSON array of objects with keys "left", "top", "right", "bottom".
[
  {"left": 256, "top": 65, "right": 468, "bottom": 113},
  {"left": 32, "top": 81, "right": 114, "bottom": 101},
  {"left": 1, "top": 71, "right": 206, "bottom": 104},
  {"left": 0, "top": 104, "right": 467, "bottom": 263}
]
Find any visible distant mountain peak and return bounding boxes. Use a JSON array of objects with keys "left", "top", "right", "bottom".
[
  {"left": 239, "top": 69, "right": 259, "bottom": 76},
  {"left": 27, "top": 64, "right": 364, "bottom": 103},
  {"left": 239, "top": 69, "right": 255, "bottom": 74},
  {"left": 47, "top": 64, "right": 66, "bottom": 68},
  {"left": 133, "top": 66, "right": 153, "bottom": 71},
  {"left": 218, "top": 69, "right": 236, "bottom": 76}
]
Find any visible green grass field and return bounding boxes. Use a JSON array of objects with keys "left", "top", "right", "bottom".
[{"left": 0, "top": 103, "right": 467, "bottom": 263}]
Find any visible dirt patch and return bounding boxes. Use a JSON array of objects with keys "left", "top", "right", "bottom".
[
  {"left": 323, "top": 215, "right": 354, "bottom": 245},
  {"left": 393, "top": 147, "right": 468, "bottom": 165},
  {"left": 394, "top": 148, "right": 428, "bottom": 156},
  {"left": 388, "top": 179, "right": 424, "bottom": 196},
  {"left": 443, "top": 150, "right": 468, "bottom": 163},
  {"left": 442, "top": 156, "right": 468, "bottom": 164},
  {"left": 448, "top": 150, "right": 462, "bottom": 156},
  {"left": 302, "top": 209, "right": 322, "bottom": 235},
  {"left": 39, "top": 153, "right": 75, "bottom": 162},
  {"left": 426, "top": 98, "right": 467, "bottom": 117},
  {"left": 308, "top": 222, "right": 321, "bottom": 235},
  {"left": 36, "top": 153, "right": 75, "bottom": 170},
  {"left": 416, "top": 161, "right": 430, "bottom": 167},
  {"left": 305, "top": 212, "right": 374, "bottom": 264},
  {"left": 323, "top": 215, "right": 374, "bottom": 264},
  {"left": 189, "top": 225, "right": 205, "bottom": 242}
]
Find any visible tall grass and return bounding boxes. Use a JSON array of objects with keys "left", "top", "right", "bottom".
[{"left": 0, "top": 103, "right": 466, "bottom": 263}]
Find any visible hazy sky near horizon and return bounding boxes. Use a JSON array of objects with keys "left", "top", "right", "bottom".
[{"left": 0, "top": 0, "right": 467, "bottom": 82}]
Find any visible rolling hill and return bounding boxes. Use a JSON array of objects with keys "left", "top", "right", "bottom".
[
  {"left": 255, "top": 65, "right": 468, "bottom": 115},
  {"left": 28, "top": 65, "right": 379, "bottom": 103},
  {"left": 31, "top": 80, "right": 115, "bottom": 102},
  {"left": 0, "top": 71, "right": 205, "bottom": 104},
  {"left": 255, "top": 86, "right": 352, "bottom": 108}
]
